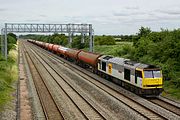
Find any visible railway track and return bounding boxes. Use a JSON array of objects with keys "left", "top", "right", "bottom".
[
  {"left": 23, "top": 41, "right": 114, "bottom": 119},
  {"left": 149, "top": 97, "right": 180, "bottom": 116},
  {"left": 21, "top": 42, "right": 64, "bottom": 120},
  {"left": 27, "top": 41, "right": 175, "bottom": 119}
]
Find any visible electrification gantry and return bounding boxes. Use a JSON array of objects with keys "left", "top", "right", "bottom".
[{"left": 1, "top": 23, "right": 94, "bottom": 59}]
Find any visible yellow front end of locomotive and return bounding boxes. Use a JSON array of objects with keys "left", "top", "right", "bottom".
[
  {"left": 142, "top": 78, "right": 163, "bottom": 89},
  {"left": 142, "top": 70, "right": 163, "bottom": 89}
]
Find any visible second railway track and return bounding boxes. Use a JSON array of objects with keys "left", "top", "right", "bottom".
[
  {"left": 21, "top": 41, "right": 64, "bottom": 120},
  {"left": 148, "top": 97, "right": 180, "bottom": 116}
]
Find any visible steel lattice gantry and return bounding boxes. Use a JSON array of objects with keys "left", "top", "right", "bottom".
[{"left": 1, "top": 23, "right": 94, "bottom": 59}]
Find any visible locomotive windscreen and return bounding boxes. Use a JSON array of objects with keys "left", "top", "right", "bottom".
[{"left": 144, "top": 70, "right": 161, "bottom": 78}]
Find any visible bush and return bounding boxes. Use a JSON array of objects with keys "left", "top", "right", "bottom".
[
  {"left": 71, "top": 36, "right": 86, "bottom": 49},
  {"left": 0, "top": 49, "right": 18, "bottom": 110},
  {"left": 95, "top": 35, "right": 116, "bottom": 45}
]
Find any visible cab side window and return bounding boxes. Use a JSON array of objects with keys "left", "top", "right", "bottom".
[
  {"left": 98, "top": 61, "right": 101, "bottom": 69},
  {"left": 124, "top": 68, "right": 130, "bottom": 81},
  {"left": 135, "top": 70, "right": 142, "bottom": 84},
  {"left": 102, "top": 61, "right": 106, "bottom": 71}
]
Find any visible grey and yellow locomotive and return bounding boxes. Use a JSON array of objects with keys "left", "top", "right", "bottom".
[{"left": 97, "top": 55, "right": 163, "bottom": 96}]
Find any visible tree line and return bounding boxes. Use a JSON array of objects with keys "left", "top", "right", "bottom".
[
  {"left": 0, "top": 33, "right": 17, "bottom": 56},
  {"left": 20, "top": 34, "right": 116, "bottom": 49}
]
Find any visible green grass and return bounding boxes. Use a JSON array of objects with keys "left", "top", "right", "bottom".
[
  {"left": 84, "top": 42, "right": 133, "bottom": 57},
  {"left": 162, "top": 81, "right": 180, "bottom": 100},
  {"left": 94, "top": 44, "right": 123, "bottom": 55},
  {"left": 0, "top": 48, "right": 18, "bottom": 111},
  {"left": 115, "top": 41, "right": 133, "bottom": 45}
]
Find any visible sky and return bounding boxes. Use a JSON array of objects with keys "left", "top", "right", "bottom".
[{"left": 0, "top": 0, "right": 180, "bottom": 35}]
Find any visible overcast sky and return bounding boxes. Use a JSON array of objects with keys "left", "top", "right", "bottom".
[{"left": 0, "top": 0, "right": 180, "bottom": 35}]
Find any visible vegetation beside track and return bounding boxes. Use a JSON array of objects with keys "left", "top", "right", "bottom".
[
  {"left": 0, "top": 34, "right": 18, "bottom": 111},
  {"left": 91, "top": 42, "right": 180, "bottom": 100},
  {"left": 92, "top": 28, "right": 180, "bottom": 100}
]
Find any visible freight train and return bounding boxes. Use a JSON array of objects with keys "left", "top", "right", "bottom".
[{"left": 27, "top": 39, "right": 163, "bottom": 96}]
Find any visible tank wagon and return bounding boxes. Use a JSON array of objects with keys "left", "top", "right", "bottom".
[
  {"left": 66, "top": 49, "right": 81, "bottom": 61},
  {"left": 77, "top": 51, "right": 102, "bottom": 72},
  {"left": 45, "top": 43, "right": 49, "bottom": 49},
  {"left": 48, "top": 44, "right": 54, "bottom": 51},
  {"left": 57, "top": 46, "right": 69, "bottom": 57},
  {"left": 27, "top": 40, "right": 163, "bottom": 96},
  {"left": 52, "top": 45, "right": 60, "bottom": 53}
]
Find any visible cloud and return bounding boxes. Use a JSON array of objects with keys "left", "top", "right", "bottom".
[
  {"left": 0, "top": 8, "right": 7, "bottom": 12},
  {"left": 156, "top": 8, "right": 180, "bottom": 15},
  {"left": 125, "top": 6, "right": 139, "bottom": 10},
  {"left": 1, "top": 0, "right": 180, "bottom": 35},
  {"left": 113, "top": 7, "right": 146, "bottom": 17},
  {"left": 39, "top": 15, "right": 47, "bottom": 18},
  {"left": 159, "top": 10, "right": 180, "bottom": 15},
  {"left": 113, "top": 12, "right": 129, "bottom": 17},
  {"left": 25, "top": 19, "right": 41, "bottom": 22},
  {"left": 112, "top": 7, "right": 180, "bottom": 25},
  {"left": 113, "top": 11, "right": 146, "bottom": 17}
]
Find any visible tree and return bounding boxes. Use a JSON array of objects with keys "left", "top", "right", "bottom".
[
  {"left": 133, "top": 27, "right": 151, "bottom": 47},
  {"left": 127, "top": 28, "right": 180, "bottom": 88},
  {"left": 6, "top": 33, "right": 17, "bottom": 52},
  {"left": 138, "top": 26, "right": 151, "bottom": 37},
  {"left": 8, "top": 33, "right": 17, "bottom": 41},
  {"left": 71, "top": 36, "right": 85, "bottom": 49}
]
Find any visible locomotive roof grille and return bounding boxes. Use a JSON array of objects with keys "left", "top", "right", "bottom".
[
  {"left": 137, "top": 64, "right": 159, "bottom": 69},
  {"left": 103, "top": 56, "right": 113, "bottom": 60},
  {"left": 124, "top": 60, "right": 138, "bottom": 66}
]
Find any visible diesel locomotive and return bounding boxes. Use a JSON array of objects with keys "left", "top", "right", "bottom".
[{"left": 27, "top": 39, "right": 163, "bottom": 96}]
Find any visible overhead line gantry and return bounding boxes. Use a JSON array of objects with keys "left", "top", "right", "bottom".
[{"left": 1, "top": 23, "right": 94, "bottom": 60}]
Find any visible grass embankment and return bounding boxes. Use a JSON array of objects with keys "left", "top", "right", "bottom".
[
  {"left": 0, "top": 45, "right": 18, "bottom": 111},
  {"left": 94, "top": 42, "right": 132, "bottom": 56},
  {"left": 84, "top": 42, "right": 133, "bottom": 56},
  {"left": 163, "top": 81, "right": 180, "bottom": 100},
  {"left": 91, "top": 42, "right": 180, "bottom": 100}
]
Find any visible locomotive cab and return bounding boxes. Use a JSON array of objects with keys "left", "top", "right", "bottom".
[
  {"left": 135, "top": 65, "right": 163, "bottom": 96},
  {"left": 142, "top": 69, "right": 163, "bottom": 89}
]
